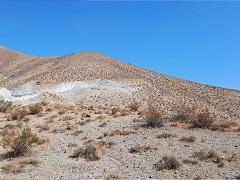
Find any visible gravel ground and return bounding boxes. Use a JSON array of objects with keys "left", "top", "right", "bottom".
[{"left": 0, "top": 103, "right": 239, "bottom": 179}]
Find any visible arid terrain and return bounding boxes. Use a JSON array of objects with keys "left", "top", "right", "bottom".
[{"left": 0, "top": 46, "right": 239, "bottom": 179}]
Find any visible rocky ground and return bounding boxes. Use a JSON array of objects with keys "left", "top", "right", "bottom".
[
  {"left": 0, "top": 100, "right": 239, "bottom": 179},
  {"left": 0, "top": 46, "right": 240, "bottom": 179}
]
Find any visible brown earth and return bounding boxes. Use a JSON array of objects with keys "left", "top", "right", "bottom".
[{"left": 0, "top": 46, "right": 239, "bottom": 122}]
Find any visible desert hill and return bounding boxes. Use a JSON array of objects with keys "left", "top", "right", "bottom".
[
  {"left": 0, "top": 46, "right": 239, "bottom": 121},
  {"left": 0, "top": 46, "right": 240, "bottom": 179}
]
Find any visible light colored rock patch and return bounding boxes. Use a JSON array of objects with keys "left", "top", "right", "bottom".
[{"left": 0, "top": 79, "right": 137, "bottom": 104}]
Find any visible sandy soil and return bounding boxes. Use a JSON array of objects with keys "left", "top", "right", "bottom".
[{"left": 0, "top": 102, "right": 239, "bottom": 179}]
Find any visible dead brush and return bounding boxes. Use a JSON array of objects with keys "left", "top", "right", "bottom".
[
  {"left": 28, "top": 103, "right": 43, "bottom": 115},
  {"left": 109, "top": 129, "right": 135, "bottom": 136},
  {"left": 157, "top": 133, "right": 176, "bottom": 139},
  {"left": 192, "top": 150, "right": 224, "bottom": 167},
  {"left": 172, "top": 106, "right": 194, "bottom": 123},
  {"left": 182, "top": 159, "right": 198, "bottom": 165},
  {"left": 143, "top": 106, "right": 164, "bottom": 128},
  {"left": 70, "top": 141, "right": 113, "bottom": 161},
  {"left": 129, "top": 144, "right": 151, "bottom": 154},
  {"left": 1, "top": 159, "right": 40, "bottom": 174},
  {"left": 190, "top": 110, "right": 214, "bottom": 129},
  {"left": 0, "top": 100, "right": 12, "bottom": 113},
  {"left": 154, "top": 155, "right": 180, "bottom": 170},
  {"left": 7, "top": 107, "right": 28, "bottom": 121},
  {"left": 2, "top": 127, "right": 47, "bottom": 158},
  {"left": 179, "top": 136, "right": 196, "bottom": 143}
]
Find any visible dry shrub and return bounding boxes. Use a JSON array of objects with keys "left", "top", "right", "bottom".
[
  {"left": 2, "top": 127, "right": 47, "bottom": 158},
  {"left": 1, "top": 164, "right": 23, "bottom": 174},
  {"left": 179, "top": 136, "right": 196, "bottom": 143},
  {"left": 143, "top": 106, "right": 164, "bottom": 128},
  {"left": 19, "top": 159, "right": 41, "bottom": 166},
  {"left": 211, "top": 121, "right": 239, "bottom": 131},
  {"left": 129, "top": 102, "right": 140, "bottom": 112},
  {"left": 70, "top": 141, "right": 113, "bottom": 161},
  {"left": 7, "top": 107, "right": 28, "bottom": 121},
  {"left": 1, "top": 159, "right": 40, "bottom": 174},
  {"left": 0, "top": 100, "right": 12, "bottom": 113},
  {"left": 172, "top": 106, "right": 194, "bottom": 123},
  {"left": 129, "top": 144, "right": 151, "bottom": 154},
  {"left": 192, "top": 150, "right": 224, "bottom": 166},
  {"left": 182, "top": 159, "right": 198, "bottom": 165},
  {"left": 154, "top": 155, "right": 180, "bottom": 170},
  {"left": 109, "top": 129, "right": 135, "bottom": 136},
  {"left": 191, "top": 111, "right": 214, "bottom": 128},
  {"left": 28, "top": 104, "right": 43, "bottom": 115},
  {"left": 157, "top": 133, "right": 176, "bottom": 139}
]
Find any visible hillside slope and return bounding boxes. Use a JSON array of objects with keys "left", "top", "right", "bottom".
[{"left": 0, "top": 46, "right": 239, "bottom": 121}]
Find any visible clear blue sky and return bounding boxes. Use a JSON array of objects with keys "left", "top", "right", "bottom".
[{"left": 1, "top": 1, "right": 240, "bottom": 89}]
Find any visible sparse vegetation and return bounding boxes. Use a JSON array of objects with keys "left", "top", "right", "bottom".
[
  {"left": 192, "top": 150, "right": 224, "bottom": 167},
  {"left": 154, "top": 155, "right": 180, "bottom": 170},
  {"left": 0, "top": 100, "right": 12, "bottom": 113},
  {"left": 172, "top": 106, "right": 194, "bottom": 123},
  {"left": 129, "top": 144, "right": 151, "bottom": 154},
  {"left": 157, "top": 133, "right": 176, "bottom": 139},
  {"left": 70, "top": 141, "right": 113, "bottom": 161},
  {"left": 1, "top": 159, "right": 40, "bottom": 174},
  {"left": 28, "top": 103, "right": 43, "bottom": 115},
  {"left": 7, "top": 107, "right": 28, "bottom": 121},
  {"left": 2, "top": 127, "right": 47, "bottom": 158},
  {"left": 182, "top": 159, "right": 198, "bottom": 165},
  {"left": 109, "top": 129, "right": 135, "bottom": 136},
  {"left": 143, "top": 106, "right": 164, "bottom": 128},
  {"left": 190, "top": 110, "right": 214, "bottom": 129},
  {"left": 179, "top": 136, "right": 196, "bottom": 143}
]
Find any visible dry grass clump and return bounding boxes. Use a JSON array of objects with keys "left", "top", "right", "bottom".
[
  {"left": 70, "top": 141, "right": 113, "bottom": 161},
  {"left": 2, "top": 127, "right": 47, "bottom": 158},
  {"left": 179, "top": 136, "right": 196, "bottom": 143},
  {"left": 128, "top": 101, "right": 140, "bottom": 112},
  {"left": 182, "top": 159, "right": 198, "bottom": 165},
  {"left": 28, "top": 103, "right": 43, "bottom": 115},
  {"left": 172, "top": 106, "right": 194, "bottom": 123},
  {"left": 129, "top": 144, "right": 151, "bottom": 154},
  {"left": 192, "top": 150, "right": 224, "bottom": 167},
  {"left": 109, "top": 129, "right": 135, "bottom": 136},
  {"left": 173, "top": 106, "right": 215, "bottom": 129},
  {"left": 7, "top": 107, "right": 28, "bottom": 121},
  {"left": 1, "top": 159, "right": 40, "bottom": 174},
  {"left": 191, "top": 111, "right": 214, "bottom": 129},
  {"left": 143, "top": 106, "right": 164, "bottom": 128},
  {"left": 154, "top": 155, "right": 180, "bottom": 170},
  {"left": 0, "top": 100, "right": 12, "bottom": 113},
  {"left": 1, "top": 164, "right": 22, "bottom": 174},
  {"left": 157, "top": 133, "right": 176, "bottom": 139}
]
